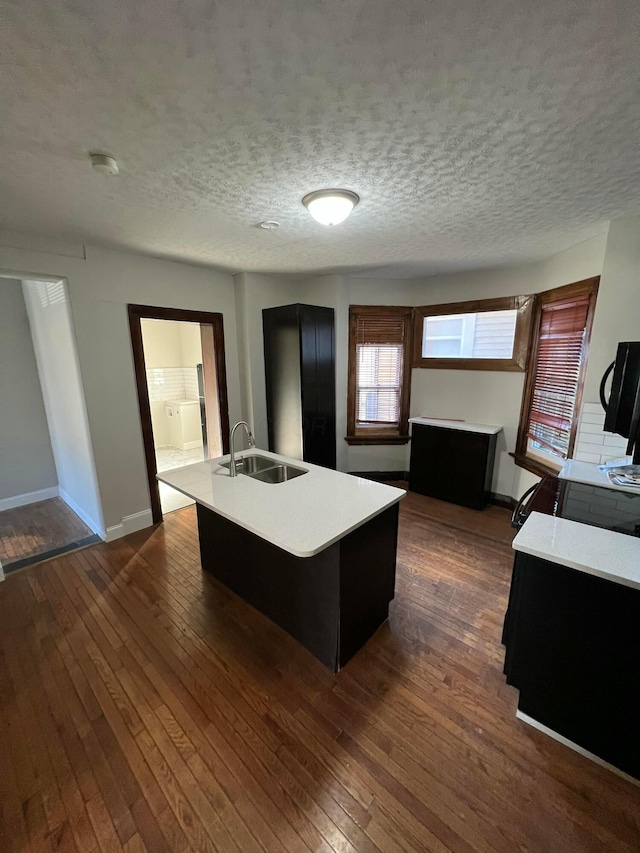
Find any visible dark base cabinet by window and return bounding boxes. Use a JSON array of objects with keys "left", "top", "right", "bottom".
[
  {"left": 263, "top": 304, "right": 336, "bottom": 469},
  {"left": 503, "top": 552, "right": 640, "bottom": 781},
  {"left": 409, "top": 423, "right": 497, "bottom": 509}
]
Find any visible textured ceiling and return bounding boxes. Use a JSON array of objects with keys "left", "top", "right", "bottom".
[{"left": 2, "top": 0, "right": 640, "bottom": 277}]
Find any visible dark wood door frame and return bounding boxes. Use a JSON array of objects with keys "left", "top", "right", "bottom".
[{"left": 128, "top": 304, "right": 231, "bottom": 524}]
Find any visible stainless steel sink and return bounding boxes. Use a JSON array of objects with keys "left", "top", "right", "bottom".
[
  {"left": 220, "top": 453, "right": 308, "bottom": 483},
  {"left": 219, "top": 454, "right": 277, "bottom": 474},
  {"left": 248, "top": 464, "right": 307, "bottom": 484}
]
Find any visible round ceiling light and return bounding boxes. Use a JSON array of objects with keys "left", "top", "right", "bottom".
[
  {"left": 260, "top": 220, "right": 280, "bottom": 230},
  {"left": 302, "top": 189, "right": 359, "bottom": 225},
  {"left": 90, "top": 153, "right": 119, "bottom": 175}
]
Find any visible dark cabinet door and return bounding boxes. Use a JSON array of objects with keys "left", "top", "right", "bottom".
[
  {"left": 503, "top": 552, "right": 640, "bottom": 781},
  {"left": 263, "top": 304, "right": 336, "bottom": 470},
  {"left": 300, "top": 305, "right": 336, "bottom": 469},
  {"left": 409, "top": 423, "right": 495, "bottom": 509}
]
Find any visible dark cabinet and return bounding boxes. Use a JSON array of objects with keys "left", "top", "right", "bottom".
[
  {"left": 408, "top": 422, "right": 497, "bottom": 509},
  {"left": 263, "top": 304, "right": 336, "bottom": 469},
  {"left": 503, "top": 552, "right": 640, "bottom": 781}
]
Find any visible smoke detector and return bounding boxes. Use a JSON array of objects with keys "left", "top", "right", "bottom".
[{"left": 90, "top": 153, "right": 119, "bottom": 175}]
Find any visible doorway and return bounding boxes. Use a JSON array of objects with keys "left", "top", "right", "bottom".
[
  {"left": 0, "top": 274, "right": 105, "bottom": 575},
  {"left": 128, "top": 305, "right": 230, "bottom": 523}
]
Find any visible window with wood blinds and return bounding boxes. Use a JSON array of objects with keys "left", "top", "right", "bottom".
[
  {"left": 346, "top": 306, "right": 413, "bottom": 445},
  {"left": 515, "top": 278, "right": 599, "bottom": 475}
]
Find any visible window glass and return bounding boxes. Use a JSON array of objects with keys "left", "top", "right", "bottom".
[
  {"left": 356, "top": 344, "right": 403, "bottom": 425},
  {"left": 421, "top": 309, "right": 518, "bottom": 360},
  {"left": 347, "top": 306, "right": 413, "bottom": 443},
  {"left": 515, "top": 277, "right": 599, "bottom": 473}
]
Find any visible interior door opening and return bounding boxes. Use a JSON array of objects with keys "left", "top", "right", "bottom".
[{"left": 128, "top": 305, "right": 230, "bottom": 523}]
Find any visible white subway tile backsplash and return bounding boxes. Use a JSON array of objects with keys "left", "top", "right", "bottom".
[
  {"left": 580, "top": 412, "right": 606, "bottom": 424},
  {"left": 572, "top": 401, "right": 632, "bottom": 467},
  {"left": 146, "top": 367, "right": 200, "bottom": 403},
  {"left": 603, "top": 435, "right": 629, "bottom": 449},
  {"left": 575, "top": 451, "right": 603, "bottom": 464},
  {"left": 580, "top": 421, "right": 607, "bottom": 434},
  {"left": 577, "top": 432, "right": 605, "bottom": 446}
]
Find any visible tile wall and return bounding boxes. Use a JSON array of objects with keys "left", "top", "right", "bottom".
[
  {"left": 573, "top": 401, "right": 631, "bottom": 466},
  {"left": 146, "top": 367, "right": 199, "bottom": 403}
]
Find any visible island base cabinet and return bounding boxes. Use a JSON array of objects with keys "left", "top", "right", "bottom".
[
  {"left": 196, "top": 503, "right": 399, "bottom": 671},
  {"left": 503, "top": 552, "right": 640, "bottom": 781}
]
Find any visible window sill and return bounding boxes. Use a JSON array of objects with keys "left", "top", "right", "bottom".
[
  {"left": 510, "top": 452, "right": 560, "bottom": 479},
  {"left": 345, "top": 433, "right": 411, "bottom": 446}
]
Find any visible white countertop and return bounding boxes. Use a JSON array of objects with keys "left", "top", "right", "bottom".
[
  {"left": 559, "top": 459, "right": 640, "bottom": 494},
  {"left": 409, "top": 417, "right": 502, "bottom": 435},
  {"left": 513, "top": 511, "right": 640, "bottom": 592},
  {"left": 157, "top": 449, "right": 406, "bottom": 558}
]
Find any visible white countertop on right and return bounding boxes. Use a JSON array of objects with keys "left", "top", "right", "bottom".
[
  {"left": 559, "top": 459, "right": 640, "bottom": 494},
  {"left": 409, "top": 417, "right": 502, "bottom": 435},
  {"left": 512, "top": 511, "right": 640, "bottom": 592}
]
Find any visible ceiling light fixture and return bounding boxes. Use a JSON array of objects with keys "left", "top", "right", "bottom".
[
  {"left": 260, "top": 220, "right": 280, "bottom": 230},
  {"left": 90, "top": 153, "right": 119, "bottom": 175},
  {"left": 302, "top": 189, "right": 359, "bottom": 225}
]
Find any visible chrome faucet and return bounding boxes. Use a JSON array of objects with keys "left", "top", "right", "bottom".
[{"left": 229, "top": 421, "right": 256, "bottom": 477}]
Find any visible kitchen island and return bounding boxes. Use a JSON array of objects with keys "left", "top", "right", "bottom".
[{"left": 158, "top": 450, "right": 406, "bottom": 670}]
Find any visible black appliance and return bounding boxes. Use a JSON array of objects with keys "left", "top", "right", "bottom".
[
  {"left": 600, "top": 341, "right": 640, "bottom": 463},
  {"left": 263, "top": 303, "right": 336, "bottom": 469},
  {"left": 512, "top": 476, "right": 640, "bottom": 537}
]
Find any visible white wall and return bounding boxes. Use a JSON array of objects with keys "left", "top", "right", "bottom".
[
  {"left": 345, "top": 233, "right": 609, "bottom": 498},
  {"left": 179, "top": 323, "right": 203, "bottom": 367},
  {"left": 233, "top": 273, "right": 352, "bottom": 470},
  {"left": 140, "top": 319, "right": 202, "bottom": 369},
  {"left": 22, "top": 279, "right": 104, "bottom": 535},
  {"left": 0, "top": 278, "right": 58, "bottom": 504},
  {"left": 140, "top": 319, "right": 183, "bottom": 368},
  {"left": 1, "top": 235, "right": 240, "bottom": 539},
  {"left": 141, "top": 319, "right": 204, "bottom": 448},
  {"left": 228, "top": 233, "right": 612, "bottom": 500},
  {"left": 233, "top": 273, "right": 301, "bottom": 449},
  {"left": 583, "top": 215, "right": 640, "bottom": 402}
]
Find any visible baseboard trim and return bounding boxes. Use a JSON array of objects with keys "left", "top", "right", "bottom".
[
  {"left": 0, "top": 486, "right": 59, "bottom": 512},
  {"left": 516, "top": 711, "right": 639, "bottom": 788},
  {"left": 105, "top": 509, "right": 154, "bottom": 542},
  {"left": 59, "top": 489, "right": 104, "bottom": 539},
  {"left": 348, "top": 470, "right": 409, "bottom": 482},
  {"left": 346, "top": 476, "right": 516, "bottom": 508},
  {"left": 490, "top": 492, "right": 517, "bottom": 510},
  {"left": 183, "top": 440, "right": 203, "bottom": 450}
]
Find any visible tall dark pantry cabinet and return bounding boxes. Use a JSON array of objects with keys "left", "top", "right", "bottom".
[{"left": 263, "top": 304, "right": 336, "bottom": 469}]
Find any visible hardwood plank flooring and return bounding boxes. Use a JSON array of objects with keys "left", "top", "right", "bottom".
[
  {"left": 0, "top": 497, "right": 98, "bottom": 572},
  {"left": 0, "top": 487, "right": 638, "bottom": 852}
]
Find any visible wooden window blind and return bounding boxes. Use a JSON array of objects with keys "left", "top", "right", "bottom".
[
  {"left": 526, "top": 296, "right": 591, "bottom": 457},
  {"left": 356, "top": 313, "right": 408, "bottom": 426},
  {"left": 347, "top": 306, "right": 413, "bottom": 444},
  {"left": 515, "top": 277, "right": 599, "bottom": 474}
]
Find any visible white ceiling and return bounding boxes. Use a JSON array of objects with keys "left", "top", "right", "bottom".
[{"left": 2, "top": 0, "right": 640, "bottom": 277}]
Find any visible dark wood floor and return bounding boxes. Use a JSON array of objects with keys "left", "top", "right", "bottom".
[
  {"left": 0, "top": 488, "right": 638, "bottom": 852},
  {"left": 0, "top": 497, "right": 95, "bottom": 571}
]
